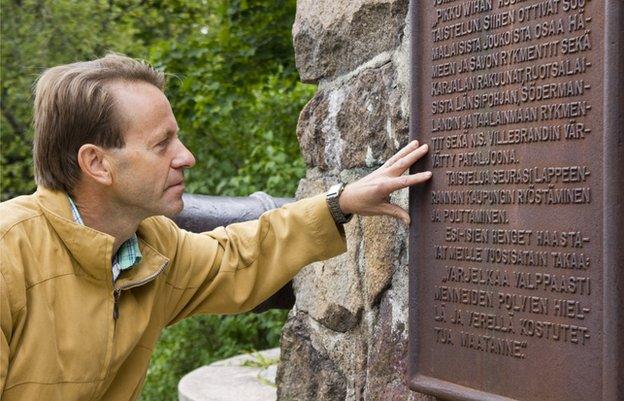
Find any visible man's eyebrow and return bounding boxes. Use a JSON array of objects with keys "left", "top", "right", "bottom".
[{"left": 156, "top": 128, "right": 178, "bottom": 141}]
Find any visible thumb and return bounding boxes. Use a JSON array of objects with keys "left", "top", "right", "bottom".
[{"left": 381, "top": 203, "right": 410, "bottom": 225}]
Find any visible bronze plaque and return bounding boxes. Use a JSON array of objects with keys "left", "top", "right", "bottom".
[{"left": 408, "top": 0, "right": 623, "bottom": 400}]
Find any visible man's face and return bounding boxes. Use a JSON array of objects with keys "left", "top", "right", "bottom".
[{"left": 105, "top": 81, "right": 195, "bottom": 218}]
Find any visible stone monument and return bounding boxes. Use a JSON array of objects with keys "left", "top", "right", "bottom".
[{"left": 278, "top": 1, "right": 430, "bottom": 400}]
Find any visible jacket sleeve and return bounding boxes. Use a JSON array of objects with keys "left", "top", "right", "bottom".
[
  {"left": 0, "top": 271, "right": 8, "bottom": 392},
  {"left": 160, "top": 194, "right": 347, "bottom": 325},
  {"left": 0, "top": 265, "right": 25, "bottom": 393}
]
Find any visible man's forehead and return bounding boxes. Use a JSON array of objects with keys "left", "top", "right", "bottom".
[
  {"left": 107, "top": 80, "right": 167, "bottom": 108},
  {"left": 107, "top": 80, "right": 177, "bottom": 136}
]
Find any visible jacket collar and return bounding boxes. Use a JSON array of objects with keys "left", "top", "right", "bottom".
[{"left": 36, "top": 187, "right": 169, "bottom": 286}]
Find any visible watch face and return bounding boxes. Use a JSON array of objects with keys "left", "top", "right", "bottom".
[{"left": 328, "top": 183, "right": 342, "bottom": 197}]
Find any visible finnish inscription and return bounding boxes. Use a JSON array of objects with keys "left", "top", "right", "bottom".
[{"left": 419, "top": 0, "right": 601, "bottom": 390}]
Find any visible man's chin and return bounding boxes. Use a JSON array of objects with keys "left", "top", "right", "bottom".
[
  {"left": 162, "top": 198, "right": 184, "bottom": 218},
  {"left": 159, "top": 185, "right": 185, "bottom": 216}
]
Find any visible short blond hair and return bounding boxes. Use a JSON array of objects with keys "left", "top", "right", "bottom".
[{"left": 33, "top": 53, "right": 166, "bottom": 192}]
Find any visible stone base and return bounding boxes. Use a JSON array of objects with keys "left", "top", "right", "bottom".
[{"left": 178, "top": 348, "right": 279, "bottom": 401}]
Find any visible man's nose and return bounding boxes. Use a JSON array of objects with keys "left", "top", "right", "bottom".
[{"left": 172, "top": 138, "right": 196, "bottom": 169}]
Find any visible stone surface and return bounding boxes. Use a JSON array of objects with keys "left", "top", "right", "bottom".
[
  {"left": 295, "top": 91, "right": 334, "bottom": 172},
  {"left": 178, "top": 348, "right": 280, "bottom": 401},
  {"left": 293, "top": 0, "right": 408, "bottom": 83},
  {"left": 360, "top": 214, "right": 404, "bottom": 307},
  {"left": 297, "top": 63, "right": 409, "bottom": 172},
  {"left": 315, "top": 303, "right": 361, "bottom": 333},
  {"left": 293, "top": 178, "right": 364, "bottom": 332},
  {"left": 277, "top": 1, "right": 438, "bottom": 399},
  {"left": 277, "top": 312, "right": 347, "bottom": 401},
  {"left": 364, "top": 295, "right": 434, "bottom": 401},
  {"left": 298, "top": 309, "right": 368, "bottom": 399}
]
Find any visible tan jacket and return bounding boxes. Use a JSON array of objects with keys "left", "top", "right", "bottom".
[{"left": 0, "top": 187, "right": 346, "bottom": 400}]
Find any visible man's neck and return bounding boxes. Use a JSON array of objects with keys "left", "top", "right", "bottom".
[{"left": 70, "top": 190, "right": 142, "bottom": 254}]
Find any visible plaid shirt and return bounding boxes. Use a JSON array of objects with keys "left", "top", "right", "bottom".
[{"left": 68, "top": 197, "right": 142, "bottom": 282}]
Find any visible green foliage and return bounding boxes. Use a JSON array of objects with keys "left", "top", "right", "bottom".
[
  {"left": 1, "top": 0, "right": 142, "bottom": 199},
  {"left": 1, "top": 0, "right": 312, "bottom": 199},
  {"left": 1, "top": 0, "right": 310, "bottom": 399},
  {"left": 148, "top": 1, "right": 311, "bottom": 196},
  {"left": 241, "top": 351, "right": 281, "bottom": 369}
]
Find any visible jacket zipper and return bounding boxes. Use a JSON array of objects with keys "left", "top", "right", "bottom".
[
  {"left": 111, "top": 261, "right": 169, "bottom": 320},
  {"left": 113, "top": 289, "right": 121, "bottom": 320},
  {"left": 91, "top": 260, "right": 170, "bottom": 400}
]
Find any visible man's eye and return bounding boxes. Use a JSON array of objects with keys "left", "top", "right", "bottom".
[{"left": 157, "top": 139, "right": 169, "bottom": 148}]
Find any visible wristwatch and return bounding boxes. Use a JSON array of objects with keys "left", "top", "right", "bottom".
[{"left": 326, "top": 183, "right": 353, "bottom": 225}]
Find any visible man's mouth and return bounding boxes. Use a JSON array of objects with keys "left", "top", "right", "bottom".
[{"left": 168, "top": 180, "right": 184, "bottom": 190}]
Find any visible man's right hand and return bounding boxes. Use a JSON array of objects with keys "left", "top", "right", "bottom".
[{"left": 338, "top": 140, "right": 431, "bottom": 225}]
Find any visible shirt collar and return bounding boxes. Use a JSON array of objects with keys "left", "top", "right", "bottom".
[{"left": 67, "top": 195, "right": 142, "bottom": 280}]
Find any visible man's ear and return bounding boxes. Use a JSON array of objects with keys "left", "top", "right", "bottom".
[{"left": 77, "top": 144, "right": 113, "bottom": 186}]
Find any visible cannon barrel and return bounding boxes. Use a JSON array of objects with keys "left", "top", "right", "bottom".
[{"left": 172, "top": 192, "right": 296, "bottom": 313}]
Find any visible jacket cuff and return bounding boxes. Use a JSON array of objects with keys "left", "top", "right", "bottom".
[{"left": 302, "top": 194, "right": 348, "bottom": 260}]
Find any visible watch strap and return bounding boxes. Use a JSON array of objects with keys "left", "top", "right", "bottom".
[{"left": 326, "top": 183, "right": 353, "bottom": 225}]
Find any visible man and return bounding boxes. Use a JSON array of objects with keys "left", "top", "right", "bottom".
[{"left": 0, "top": 54, "right": 430, "bottom": 400}]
